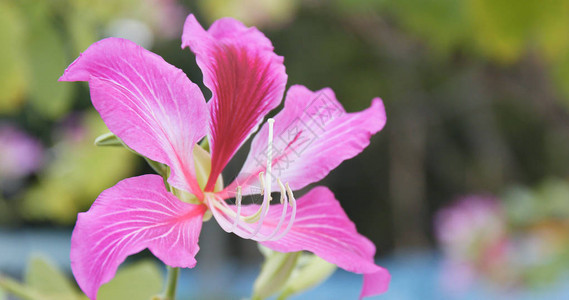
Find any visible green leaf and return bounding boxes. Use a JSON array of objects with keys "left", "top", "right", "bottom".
[
  {"left": 65, "top": 8, "right": 98, "bottom": 56},
  {"left": 0, "top": 273, "right": 49, "bottom": 300},
  {"left": 279, "top": 254, "right": 336, "bottom": 300},
  {"left": 97, "top": 260, "right": 163, "bottom": 300},
  {"left": 24, "top": 1, "right": 72, "bottom": 119},
  {"left": 0, "top": 1, "right": 28, "bottom": 113},
  {"left": 252, "top": 247, "right": 301, "bottom": 300},
  {"left": 25, "top": 255, "right": 77, "bottom": 298}
]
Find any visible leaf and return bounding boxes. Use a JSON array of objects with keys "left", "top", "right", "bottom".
[
  {"left": 23, "top": 1, "right": 72, "bottom": 119},
  {"left": 0, "top": 1, "right": 28, "bottom": 113},
  {"left": 97, "top": 260, "right": 163, "bottom": 300},
  {"left": 25, "top": 255, "right": 77, "bottom": 298},
  {"left": 65, "top": 9, "right": 98, "bottom": 56},
  {"left": 252, "top": 248, "right": 301, "bottom": 300}
]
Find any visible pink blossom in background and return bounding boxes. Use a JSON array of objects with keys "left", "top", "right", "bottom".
[
  {"left": 435, "top": 195, "right": 511, "bottom": 292},
  {"left": 60, "top": 14, "right": 389, "bottom": 299},
  {"left": 147, "top": 0, "right": 187, "bottom": 39},
  {"left": 435, "top": 195, "right": 506, "bottom": 260},
  {"left": 0, "top": 124, "right": 43, "bottom": 182}
]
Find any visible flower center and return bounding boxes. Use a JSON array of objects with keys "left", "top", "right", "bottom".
[{"left": 209, "top": 118, "right": 297, "bottom": 241}]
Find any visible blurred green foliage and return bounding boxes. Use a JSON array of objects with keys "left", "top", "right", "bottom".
[
  {"left": 0, "top": 256, "right": 162, "bottom": 299},
  {"left": 197, "top": 0, "right": 299, "bottom": 29},
  {"left": 0, "top": 1, "right": 28, "bottom": 113},
  {"left": 0, "top": 0, "right": 172, "bottom": 118},
  {"left": 380, "top": 0, "right": 569, "bottom": 106},
  {"left": 503, "top": 178, "right": 569, "bottom": 227},
  {"left": 0, "top": 0, "right": 174, "bottom": 225},
  {"left": 26, "top": 256, "right": 79, "bottom": 300},
  {"left": 20, "top": 112, "right": 136, "bottom": 224}
]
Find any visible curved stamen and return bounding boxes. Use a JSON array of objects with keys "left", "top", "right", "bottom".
[
  {"left": 256, "top": 179, "right": 289, "bottom": 241},
  {"left": 215, "top": 118, "right": 297, "bottom": 241},
  {"left": 259, "top": 171, "right": 265, "bottom": 196},
  {"left": 238, "top": 118, "right": 275, "bottom": 239},
  {"left": 269, "top": 182, "right": 297, "bottom": 241}
]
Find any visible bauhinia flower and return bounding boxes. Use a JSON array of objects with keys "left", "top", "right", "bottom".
[{"left": 60, "top": 14, "right": 390, "bottom": 299}]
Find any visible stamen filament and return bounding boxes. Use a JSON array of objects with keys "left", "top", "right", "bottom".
[
  {"left": 215, "top": 118, "right": 297, "bottom": 242},
  {"left": 265, "top": 118, "right": 274, "bottom": 198},
  {"left": 259, "top": 172, "right": 265, "bottom": 196},
  {"left": 257, "top": 179, "right": 289, "bottom": 241},
  {"left": 270, "top": 183, "right": 297, "bottom": 241}
]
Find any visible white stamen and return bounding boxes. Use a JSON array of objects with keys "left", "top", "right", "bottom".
[
  {"left": 258, "top": 172, "right": 265, "bottom": 196},
  {"left": 265, "top": 118, "right": 274, "bottom": 201},
  {"left": 269, "top": 183, "right": 297, "bottom": 241},
  {"left": 221, "top": 118, "right": 297, "bottom": 241},
  {"left": 240, "top": 118, "right": 275, "bottom": 239},
  {"left": 257, "top": 179, "right": 289, "bottom": 241}
]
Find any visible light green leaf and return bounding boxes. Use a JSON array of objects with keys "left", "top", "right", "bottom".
[
  {"left": 24, "top": 1, "right": 72, "bottom": 119},
  {"left": 25, "top": 255, "right": 77, "bottom": 298},
  {"left": 0, "top": 1, "right": 28, "bottom": 113},
  {"left": 97, "top": 260, "right": 163, "bottom": 300},
  {"left": 65, "top": 9, "right": 98, "bottom": 56},
  {"left": 252, "top": 247, "right": 301, "bottom": 300},
  {"left": 279, "top": 254, "right": 337, "bottom": 300},
  {"left": 0, "top": 273, "right": 48, "bottom": 300}
]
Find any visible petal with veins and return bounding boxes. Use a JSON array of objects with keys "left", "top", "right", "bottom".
[
  {"left": 71, "top": 175, "right": 205, "bottom": 299},
  {"left": 59, "top": 38, "right": 208, "bottom": 198},
  {"left": 209, "top": 186, "right": 390, "bottom": 298},
  {"left": 227, "top": 85, "right": 386, "bottom": 196},
  {"left": 182, "top": 15, "right": 287, "bottom": 191}
]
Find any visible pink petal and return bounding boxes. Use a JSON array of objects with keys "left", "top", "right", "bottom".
[
  {"left": 361, "top": 270, "right": 391, "bottom": 299},
  {"left": 227, "top": 85, "right": 386, "bottom": 195},
  {"left": 209, "top": 186, "right": 390, "bottom": 297},
  {"left": 59, "top": 38, "right": 208, "bottom": 198},
  {"left": 182, "top": 15, "right": 287, "bottom": 191},
  {"left": 71, "top": 175, "right": 206, "bottom": 299}
]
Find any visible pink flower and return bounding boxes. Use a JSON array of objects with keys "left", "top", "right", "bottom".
[
  {"left": 60, "top": 14, "right": 389, "bottom": 299},
  {"left": 0, "top": 124, "right": 43, "bottom": 182}
]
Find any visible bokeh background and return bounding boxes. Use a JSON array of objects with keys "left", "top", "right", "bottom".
[{"left": 1, "top": 0, "right": 569, "bottom": 299}]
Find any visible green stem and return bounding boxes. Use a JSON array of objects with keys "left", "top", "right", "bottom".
[{"left": 162, "top": 266, "right": 180, "bottom": 300}]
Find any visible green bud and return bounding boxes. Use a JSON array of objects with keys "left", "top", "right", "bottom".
[
  {"left": 278, "top": 254, "right": 337, "bottom": 300},
  {"left": 94, "top": 132, "right": 122, "bottom": 147},
  {"left": 252, "top": 246, "right": 301, "bottom": 300}
]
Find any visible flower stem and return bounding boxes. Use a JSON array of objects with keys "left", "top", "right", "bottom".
[{"left": 162, "top": 266, "right": 180, "bottom": 300}]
